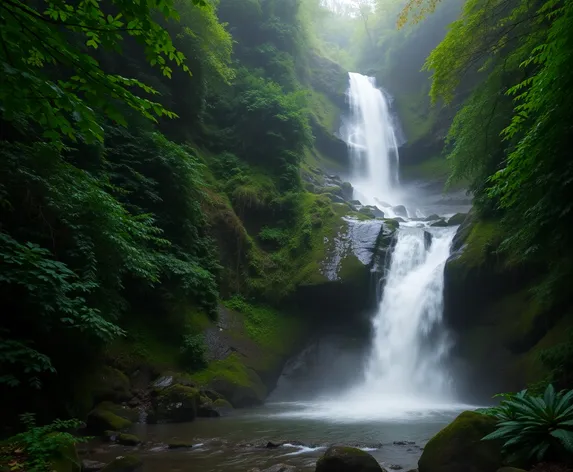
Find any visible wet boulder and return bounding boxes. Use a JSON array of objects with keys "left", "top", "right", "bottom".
[
  {"left": 447, "top": 213, "right": 467, "bottom": 226},
  {"left": 424, "top": 231, "right": 432, "bottom": 250},
  {"left": 418, "top": 411, "right": 501, "bottom": 472},
  {"left": 316, "top": 446, "right": 387, "bottom": 472},
  {"left": 153, "top": 384, "right": 200, "bottom": 422},
  {"left": 392, "top": 205, "right": 408, "bottom": 218},
  {"left": 168, "top": 441, "right": 193, "bottom": 449},
  {"left": 430, "top": 219, "right": 448, "bottom": 227},
  {"left": 87, "top": 402, "right": 134, "bottom": 434},
  {"left": 116, "top": 433, "right": 141, "bottom": 446}
]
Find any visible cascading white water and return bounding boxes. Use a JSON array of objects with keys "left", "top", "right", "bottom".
[
  {"left": 268, "top": 73, "right": 470, "bottom": 421},
  {"left": 343, "top": 72, "right": 401, "bottom": 206},
  {"left": 359, "top": 226, "right": 456, "bottom": 402}
]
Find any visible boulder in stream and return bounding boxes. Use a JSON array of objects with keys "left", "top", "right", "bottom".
[
  {"left": 418, "top": 411, "right": 501, "bottom": 472},
  {"left": 447, "top": 213, "right": 467, "bottom": 226},
  {"left": 87, "top": 402, "right": 134, "bottom": 434},
  {"left": 153, "top": 384, "right": 200, "bottom": 422},
  {"left": 316, "top": 446, "right": 387, "bottom": 472}
]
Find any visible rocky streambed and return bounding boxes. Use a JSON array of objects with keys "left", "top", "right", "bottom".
[{"left": 79, "top": 402, "right": 467, "bottom": 472}]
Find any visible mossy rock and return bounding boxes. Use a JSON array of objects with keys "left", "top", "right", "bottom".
[
  {"left": 497, "top": 468, "right": 527, "bottom": 472},
  {"left": 152, "top": 371, "right": 196, "bottom": 390},
  {"left": 72, "top": 365, "right": 132, "bottom": 416},
  {"left": 100, "top": 455, "right": 143, "bottom": 472},
  {"left": 117, "top": 433, "right": 141, "bottom": 446},
  {"left": 50, "top": 441, "right": 81, "bottom": 472},
  {"left": 316, "top": 446, "right": 386, "bottom": 472},
  {"left": 88, "top": 366, "right": 131, "bottom": 404},
  {"left": 192, "top": 354, "right": 266, "bottom": 408},
  {"left": 87, "top": 402, "right": 133, "bottom": 434},
  {"left": 153, "top": 384, "right": 200, "bottom": 423},
  {"left": 213, "top": 398, "right": 233, "bottom": 409},
  {"left": 418, "top": 411, "right": 501, "bottom": 472}
]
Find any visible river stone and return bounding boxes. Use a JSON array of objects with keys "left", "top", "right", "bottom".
[
  {"left": 82, "top": 459, "right": 107, "bottom": 472},
  {"left": 116, "top": 433, "right": 141, "bottom": 446},
  {"left": 316, "top": 446, "right": 386, "bottom": 472},
  {"left": 87, "top": 402, "right": 133, "bottom": 434},
  {"left": 430, "top": 219, "right": 448, "bottom": 227},
  {"left": 418, "top": 411, "right": 501, "bottom": 472},
  {"left": 447, "top": 213, "right": 467, "bottom": 226},
  {"left": 168, "top": 441, "right": 193, "bottom": 449},
  {"left": 153, "top": 384, "right": 200, "bottom": 422},
  {"left": 423, "top": 231, "right": 432, "bottom": 250},
  {"left": 424, "top": 214, "right": 440, "bottom": 221}
]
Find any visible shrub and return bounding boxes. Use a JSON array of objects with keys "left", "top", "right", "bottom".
[
  {"left": 180, "top": 334, "right": 208, "bottom": 371},
  {"left": 481, "top": 385, "right": 573, "bottom": 464},
  {"left": 0, "top": 413, "right": 86, "bottom": 472}
]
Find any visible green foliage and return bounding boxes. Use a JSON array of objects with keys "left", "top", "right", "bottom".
[
  {"left": 180, "top": 333, "right": 208, "bottom": 371},
  {"left": 0, "top": 0, "right": 206, "bottom": 147},
  {"left": 537, "top": 329, "right": 573, "bottom": 391},
  {"left": 423, "top": 0, "right": 573, "bottom": 309},
  {"left": 224, "top": 296, "right": 300, "bottom": 350},
  {"left": 258, "top": 227, "right": 289, "bottom": 248},
  {"left": 481, "top": 385, "right": 573, "bottom": 464},
  {"left": 1, "top": 413, "right": 86, "bottom": 472}
]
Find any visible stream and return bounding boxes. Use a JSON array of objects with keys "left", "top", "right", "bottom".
[{"left": 83, "top": 403, "right": 469, "bottom": 471}]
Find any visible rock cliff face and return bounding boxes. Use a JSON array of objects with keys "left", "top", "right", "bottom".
[
  {"left": 443, "top": 213, "right": 573, "bottom": 401},
  {"left": 294, "top": 216, "right": 397, "bottom": 326}
]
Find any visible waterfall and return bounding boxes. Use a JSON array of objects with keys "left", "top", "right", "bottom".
[
  {"left": 358, "top": 227, "right": 456, "bottom": 404},
  {"left": 269, "top": 73, "right": 466, "bottom": 420},
  {"left": 343, "top": 72, "right": 401, "bottom": 206}
]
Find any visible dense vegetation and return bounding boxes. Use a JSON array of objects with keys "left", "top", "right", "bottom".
[
  {"left": 3, "top": 0, "right": 573, "bottom": 469},
  {"left": 0, "top": 0, "right": 350, "bottom": 426}
]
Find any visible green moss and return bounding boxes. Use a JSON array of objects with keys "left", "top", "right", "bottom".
[
  {"left": 419, "top": 411, "right": 501, "bottom": 472},
  {"left": 224, "top": 297, "right": 302, "bottom": 354},
  {"left": 394, "top": 91, "right": 439, "bottom": 144},
  {"left": 213, "top": 398, "right": 233, "bottom": 409},
  {"left": 192, "top": 354, "right": 259, "bottom": 390},
  {"left": 117, "top": 433, "right": 141, "bottom": 446},
  {"left": 87, "top": 403, "right": 133, "bottom": 433},
  {"left": 191, "top": 353, "right": 266, "bottom": 407},
  {"left": 338, "top": 254, "right": 367, "bottom": 282},
  {"left": 454, "top": 220, "right": 504, "bottom": 270},
  {"left": 309, "top": 90, "right": 340, "bottom": 133},
  {"left": 154, "top": 384, "right": 200, "bottom": 423}
]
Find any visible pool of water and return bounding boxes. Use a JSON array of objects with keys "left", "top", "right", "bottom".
[{"left": 82, "top": 402, "right": 473, "bottom": 471}]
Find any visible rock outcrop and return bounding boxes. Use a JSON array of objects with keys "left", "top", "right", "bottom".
[
  {"left": 418, "top": 411, "right": 501, "bottom": 472},
  {"left": 316, "top": 446, "right": 387, "bottom": 472}
]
